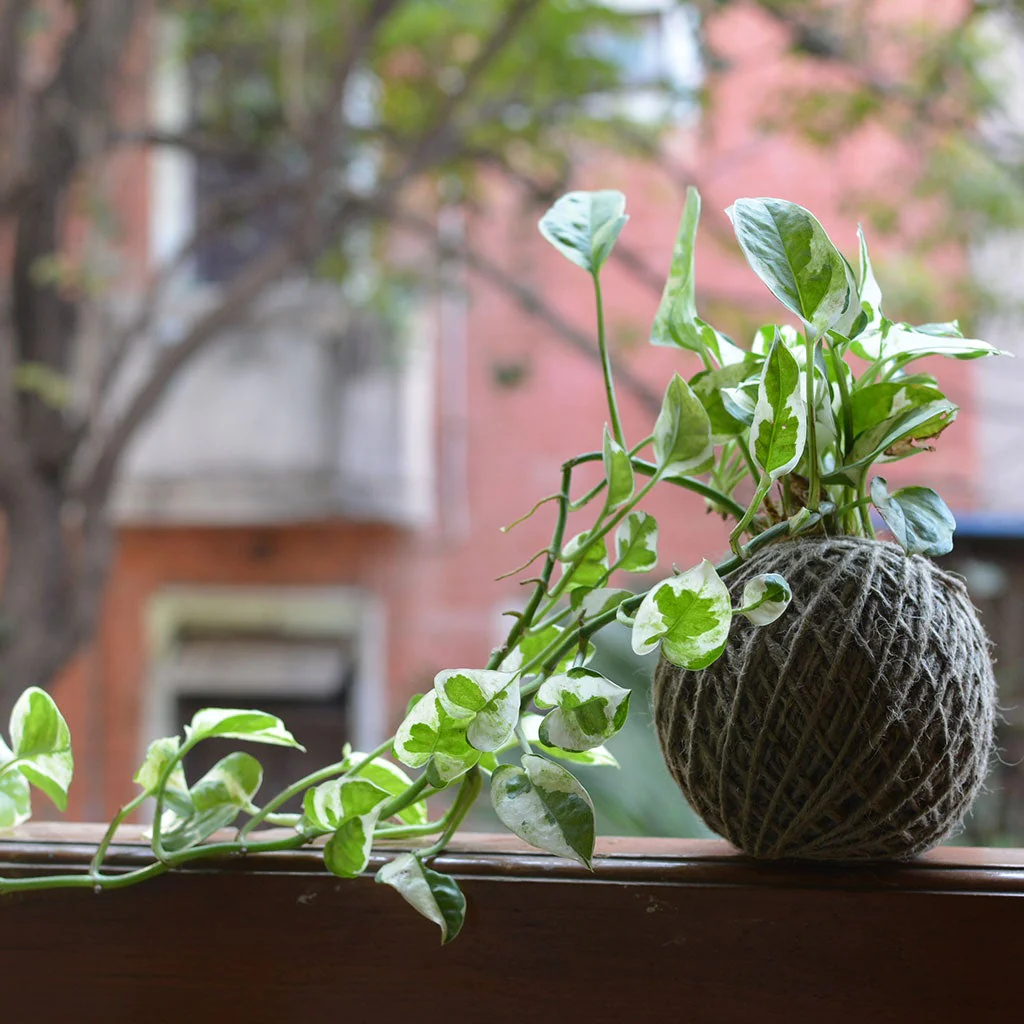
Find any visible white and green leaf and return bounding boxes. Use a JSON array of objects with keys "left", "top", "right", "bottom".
[
  {"left": 736, "top": 573, "right": 792, "bottom": 626},
  {"left": 500, "top": 623, "right": 594, "bottom": 675},
  {"left": 535, "top": 669, "right": 630, "bottom": 752},
  {"left": 631, "top": 559, "right": 732, "bottom": 670},
  {"left": 648, "top": 186, "right": 743, "bottom": 366},
  {"left": 316, "top": 779, "right": 391, "bottom": 879},
  {"left": 691, "top": 360, "right": 761, "bottom": 443},
  {"left": 727, "top": 197, "right": 852, "bottom": 336},
  {"left": 751, "top": 331, "right": 806, "bottom": 481},
  {"left": 558, "top": 531, "right": 609, "bottom": 591},
  {"left": 159, "top": 752, "right": 263, "bottom": 853},
  {"left": 850, "top": 380, "right": 945, "bottom": 439},
  {"left": 340, "top": 752, "right": 427, "bottom": 826},
  {"left": 653, "top": 374, "right": 713, "bottom": 478},
  {"left": 434, "top": 669, "right": 520, "bottom": 752},
  {"left": 490, "top": 754, "right": 595, "bottom": 868},
  {"left": 570, "top": 587, "right": 634, "bottom": 619},
  {"left": 614, "top": 510, "right": 658, "bottom": 573},
  {"left": 0, "top": 736, "right": 31, "bottom": 830},
  {"left": 602, "top": 427, "right": 635, "bottom": 511},
  {"left": 538, "top": 190, "right": 628, "bottom": 274},
  {"left": 9, "top": 687, "right": 73, "bottom": 812},
  {"left": 870, "top": 477, "right": 956, "bottom": 557},
  {"left": 376, "top": 853, "right": 467, "bottom": 945},
  {"left": 827, "top": 400, "right": 958, "bottom": 482},
  {"left": 393, "top": 692, "right": 480, "bottom": 784},
  {"left": 184, "top": 708, "right": 304, "bottom": 750}
]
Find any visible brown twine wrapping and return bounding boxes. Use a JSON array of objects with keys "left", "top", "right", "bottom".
[{"left": 652, "top": 536, "right": 996, "bottom": 860}]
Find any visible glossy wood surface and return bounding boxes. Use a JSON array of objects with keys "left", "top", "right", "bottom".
[{"left": 2, "top": 828, "right": 1022, "bottom": 1023}]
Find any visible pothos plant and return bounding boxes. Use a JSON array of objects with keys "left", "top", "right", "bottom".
[{"left": 0, "top": 189, "right": 1005, "bottom": 942}]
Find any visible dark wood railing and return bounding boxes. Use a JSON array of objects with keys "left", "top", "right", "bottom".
[{"left": 2, "top": 827, "right": 1022, "bottom": 1022}]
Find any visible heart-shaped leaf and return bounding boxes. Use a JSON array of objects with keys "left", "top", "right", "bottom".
[
  {"left": 613, "top": 510, "right": 658, "bottom": 573},
  {"left": 727, "top": 197, "right": 852, "bottom": 336},
  {"left": 736, "top": 572, "right": 792, "bottom": 626},
  {"left": 490, "top": 754, "right": 595, "bottom": 868},
  {"left": 9, "top": 687, "right": 73, "bottom": 811},
  {"left": 870, "top": 477, "right": 956, "bottom": 556},
  {"left": 538, "top": 190, "right": 628, "bottom": 274},
  {"left": 653, "top": 374, "right": 713, "bottom": 478},
  {"left": 184, "top": 709, "right": 303, "bottom": 750},
  {"left": 434, "top": 669, "right": 520, "bottom": 752},
  {"left": 393, "top": 693, "right": 480, "bottom": 784},
  {"left": 751, "top": 330, "right": 806, "bottom": 481},
  {"left": 536, "top": 669, "right": 630, "bottom": 752},
  {"left": 376, "top": 853, "right": 467, "bottom": 945},
  {"left": 631, "top": 559, "right": 732, "bottom": 670}
]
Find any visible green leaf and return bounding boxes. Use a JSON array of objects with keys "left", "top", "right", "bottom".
[
  {"left": 614, "top": 510, "right": 658, "bottom": 572},
  {"left": 826, "top": 400, "right": 958, "bottom": 482},
  {"left": 570, "top": 587, "right": 633, "bottom": 619},
  {"left": 184, "top": 708, "right": 304, "bottom": 750},
  {"left": 500, "top": 624, "right": 594, "bottom": 675},
  {"left": 726, "top": 197, "right": 852, "bottom": 336},
  {"left": 736, "top": 573, "right": 792, "bottom": 626},
  {"left": 558, "top": 531, "right": 609, "bottom": 591},
  {"left": 849, "top": 380, "right": 945, "bottom": 439},
  {"left": 647, "top": 189, "right": 746, "bottom": 366},
  {"left": 9, "top": 687, "right": 73, "bottom": 812},
  {"left": 393, "top": 693, "right": 480, "bottom": 784},
  {"left": 851, "top": 319, "right": 1008, "bottom": 364},
  {"left": 870, "top": 477, "right": 956, "bottom": 556},
  {"left": 857, "top": 224, "right": 883, "bottom": 329},
  {"left": 302, "top": 777, "right": 390, "bottom": 833},
  {"left": 134, "top": 736, "right": 192, "bottom": 816},
  {"left": 751, "top": 331, "right": 806, "bottom": 481},
  {"left": 376, "top": 853, "right": 467, "bottom": 945},
  {"left": 538, "top": 190, "right": 628, "bottom": 274},
  {"left": 310, "top": 779, "right": 391, "bottom": 879},
  {"left": 691, "top": 360, "right": 761, "bottom": 443},
  {"left": 490, "top": 754, "right": 595, "bottom": 868},
  {"left": 653, "top": 374, "right": 713, "bottom": 478},
  {"left": 0, "top": 736, "right": 31, "bottom": 830},
  {"left": 536, "top": 669, "right": 630, "bottom": 752},
  {"left": 159, "top": 752, "right": 264, "bottom": 853},
  {"left": 340, "top": 752, "right": 427, "bottom": 826},
  {"left": 631, "top": 559, "right": 732, "bottom": 670},
  {"left": 602, "top": 427, "right": 634, "bottom": 511},
  {"left": 520, "top": 714, "right": 619, "bottom": 768},
  {"left": 434, "top": 669, "right": 520, "bottom": 752},
  {"left": 484, "top": 714, "right": 619, "bottom": 769}
]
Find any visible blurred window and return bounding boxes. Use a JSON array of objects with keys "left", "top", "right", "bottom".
[{"left": 585, "top": 1, "right": 703, "bottom": 122}]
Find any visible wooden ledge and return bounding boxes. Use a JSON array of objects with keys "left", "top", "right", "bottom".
[{"left": 1, "top": 828, "right": 1022, "bottom": 1022}]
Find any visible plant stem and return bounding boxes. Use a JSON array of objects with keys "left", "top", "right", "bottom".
[
  {"left": 419, "top": 769, "right": 482, "bottom": 860},
  {"left": 804, "top": 333, "right": 820, "bottom": 511},
  {"left": 857, "top": 466, "right": 875, "bottom": 538},
  {"left": 488, "top": 462, "right": 573, "bottom": 669},
  {"left": 728, "top": 474, "right": 771, "bottom": 555},
  {"left": 592, "top": 272, "right": 625, "bottom": 449},
  {"left": 563, "top": 449, "right": 746, "bottom": 519},
  {"left": 90, "top": 791, "right": 148, "bottom": 878},
  {"left": 240, "top": 737, "right": 394, "bottom": 839},
  {"left": 827, "top": 334, "right": 855, "bottom": 457}
]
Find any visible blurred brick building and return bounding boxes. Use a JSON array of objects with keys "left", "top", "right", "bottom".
[{"left": 52, "top": 2, "right": 1007, "bottom": 820}]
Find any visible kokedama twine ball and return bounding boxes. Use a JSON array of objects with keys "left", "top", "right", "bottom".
[{"left": 652, "top": 536, "right": 996, "bottom": 860}]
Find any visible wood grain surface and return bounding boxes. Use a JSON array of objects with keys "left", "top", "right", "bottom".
[{"left": 2, "top": 829, "right": 1022, "bottom": 1023}]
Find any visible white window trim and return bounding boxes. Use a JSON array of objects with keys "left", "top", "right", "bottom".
[{"left": 142, "top": 585, "right": 386, "bottom": 788}]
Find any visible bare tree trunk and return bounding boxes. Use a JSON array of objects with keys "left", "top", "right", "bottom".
[{"left": 0, "top": 477, "right": 78, "bottom": 724}]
